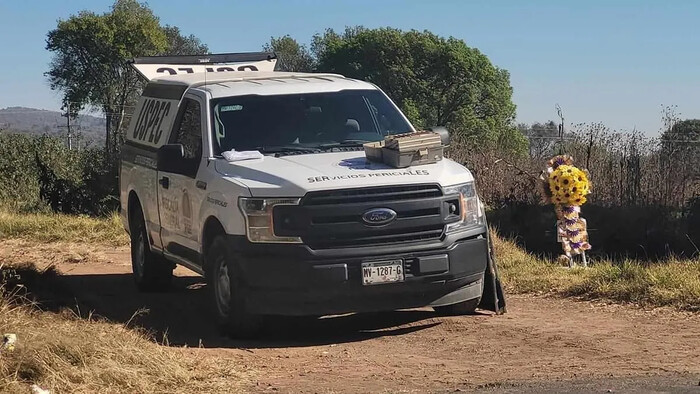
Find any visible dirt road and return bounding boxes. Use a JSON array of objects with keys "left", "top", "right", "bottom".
[{"left": 2, "top": 240, "right": 699, "bottom": 393}]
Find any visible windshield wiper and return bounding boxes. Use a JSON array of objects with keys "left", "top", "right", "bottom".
[
  {"left": 253, "top": 145, "right": 322, "bottom": 156},
  {"left": 315, "top": 140, "right": 369, "bottom": 150}
]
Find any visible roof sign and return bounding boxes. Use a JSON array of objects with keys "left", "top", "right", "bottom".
[{"left": 131, "top": 52, "right": 277, "bottom": 81}]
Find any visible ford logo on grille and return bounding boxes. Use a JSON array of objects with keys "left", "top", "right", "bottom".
[{"left": 362, "top": 208, "right": 397, "bottom": 226}]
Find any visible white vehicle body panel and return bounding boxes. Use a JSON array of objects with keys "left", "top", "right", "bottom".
[
  {"left": 200, "top": 75, "right": 374, "bottom": 97},
  {"left": 157, "top": 93, "right": 207, "bottom": 253},
  {"left": 213, "top": 152, "right": 473, "bottom": 198},
  {"left": 121, "top": 93, "right": 182, "bottom": 249}
]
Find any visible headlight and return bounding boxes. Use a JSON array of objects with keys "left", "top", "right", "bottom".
[
  {"left": 443, "top": 182, "right": 484, "bottom": 233},
  {"left": 239, "top": 197, "right": 302, "bottom": 243}
]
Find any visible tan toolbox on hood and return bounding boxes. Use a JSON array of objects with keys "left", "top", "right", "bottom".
[{"left": 364, "top": 131, "right": 444, "bottom": 168}]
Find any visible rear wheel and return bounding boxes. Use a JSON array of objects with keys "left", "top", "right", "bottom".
[
  {"left": 207, "top": 235, "right": 261, "bottom": 338},
  {"left": 434, "top": 298, "right": 480, "bottom": 316},
  {"left": 130, "top": 207, "right": 173, "bottom": 292}
]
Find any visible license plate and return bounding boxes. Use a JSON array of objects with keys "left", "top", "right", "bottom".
[{"left": 361, "top": 260, "right": 404, "bottom": 285}]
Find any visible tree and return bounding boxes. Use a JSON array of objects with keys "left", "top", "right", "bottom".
[
  {"left": 46, "top": 0, "right": 167, "bottom": 158},
  {"left": 46, "top": 1, "right": 209, "bottom": 159},
  {"left": 263, "top": 28, "right": 524, "bottom": 153},
  {"left": 310, "top": 26, "right": 366, "bottom": 60},
  {"left": 263, "top": 35, "right": 314, "bottom": 72},
  {"left": 661, "top": 119, "right": 700, "bottom": 204},
  {"left": 163, "top": 25, "right": 209, "bottom": 56},
  {"left": 313, "top": 28, "right": 525, "bottom": 154},
  {"left": 519, "top": 120, "right": 560, "bottom": 158},
  {"left": 662, "top": 119, "right": 700, "bottom": 147}
]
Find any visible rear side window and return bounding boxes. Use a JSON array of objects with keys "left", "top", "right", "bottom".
[{"left": 171, "top": 98, "right": 202, "bottom": 160}]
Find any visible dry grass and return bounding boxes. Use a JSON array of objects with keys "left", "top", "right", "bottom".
[
  {"left": 494, "top": 233, "right": 700, "bottom": 311},
  {"left": 0, "top": 211, "right": 128, "bottom": 246},
  {"left": 0, "top": 267, "right": 253, "bottom": 393}
]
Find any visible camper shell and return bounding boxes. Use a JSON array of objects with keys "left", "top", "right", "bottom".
[{"left": 119, "top": 52, "right": 504, "bottom": 337}]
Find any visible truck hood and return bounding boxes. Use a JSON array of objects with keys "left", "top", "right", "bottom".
[{"left": 214, "top": 151, "right": 473, "bottom": 197}]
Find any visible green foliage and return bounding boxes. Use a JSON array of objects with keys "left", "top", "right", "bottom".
[
  {"left": 315, "top": 28, "right": 524, "bottom": 153},
  {"left": 0, "top": 134, "right": 42, "bottom": 211},
  {"left": 46, "top": 0, "right": 168, "bottom": 156},
  {"left": 662, "top": 119, "right": 700, "bottom": 183},
  {"left": 264, "top": 27, "right": 525, "bottom": 154},
  {"left": 163, "top": 25, "right": 209, "bottom": 55},
  {"left": 263, "top": 35, "right": 314, "bottom": 72},
  {"left": 665, "top": 118, "right": 700, "bottom": 141},
  {"left": 0, "top": 134, "right": 117, "bottom": 215}
]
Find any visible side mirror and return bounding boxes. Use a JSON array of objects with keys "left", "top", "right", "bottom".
[
  {"left": 427, "top": 126, "right": 450, "bottom": 146},
  {"left": 157, "top": 144, "right": 185, "bottom": 173}
]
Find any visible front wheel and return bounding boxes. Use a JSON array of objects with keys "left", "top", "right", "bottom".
[
  {"left": 207, "top": 236, "right": 261, "bottom": 338},
  {"left": 130, "top": 208, "right": 173, "bottom": 292}
]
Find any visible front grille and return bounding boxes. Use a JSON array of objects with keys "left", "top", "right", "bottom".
[
  {"left": 305, "top": 224, "right": 445, "bottom": 248},
  {"left": 302, "top": 184, "right": 443, "bottom": 206},
  {"left": 275, "top": 184, "right": 458, "bottom": 249}
]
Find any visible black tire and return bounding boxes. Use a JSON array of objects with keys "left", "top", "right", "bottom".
[
  {"left": 434, "top": 297, "right": 480, "bottom": 316},
  {"left": 207, "top": 235, "right": 261, "bottom": 338},
  {"left": 130, "top": 206, "right": 173, "bottom": 292}
]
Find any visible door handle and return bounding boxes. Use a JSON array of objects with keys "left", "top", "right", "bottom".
[{"left": 159, "top": 176, "right": 170, "bottom": 189}]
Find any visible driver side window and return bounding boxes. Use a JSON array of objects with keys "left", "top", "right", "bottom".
[{"left": 170, "top": 98, "right": 202, "bottom": 177}]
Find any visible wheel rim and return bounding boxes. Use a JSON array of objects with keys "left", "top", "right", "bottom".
[{"left": 215, "top": 255, "right": 232, "bottom": 317}]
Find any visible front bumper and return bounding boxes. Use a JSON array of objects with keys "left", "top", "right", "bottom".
[{"left": 229, "top": 226, "right": 489, "bottom": 316}]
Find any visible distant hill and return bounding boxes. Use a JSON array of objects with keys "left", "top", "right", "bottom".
[{"left": 0, "top": 107, "right": 106, "bottom": 148}]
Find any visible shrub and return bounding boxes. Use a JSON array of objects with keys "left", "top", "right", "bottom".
[{"left": 0, "top": 134, "right": 117, "bottom": 215}]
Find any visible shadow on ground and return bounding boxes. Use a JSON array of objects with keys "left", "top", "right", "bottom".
[{"left": 17, "top": 271, "right": 480, "bottom": 349}]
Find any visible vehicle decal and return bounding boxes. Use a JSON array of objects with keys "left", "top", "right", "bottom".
[
  {"left": 161, "top": 194, "right": 180, "bottom": 231},
  {"left": 121, "top": 142, "right": 158, "bottom": 168},
  {"left": 308, "top": 170, "right": 430, "bottom": 183},
  {"left": 132, "top": 60, "right": 277, "bottom": 80},
  {"left": 125, "top": 96, "right": 180, "bottom": 149},
  {"left": 206, "top": 196, "right": 228, "bottom": 208},
  {"left": 181, "top": 189, "right": 193, "bottom": 236}
]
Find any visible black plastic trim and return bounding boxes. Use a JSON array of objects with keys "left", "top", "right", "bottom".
[
  {"left": 227, "top": 225, "right": 487, "bottom": 260},
  {"left": 166, "top": 242, "right": 201, "bottom": 265},
  {"left": 142, "top": 83, "right": 189, "bottom": 100}
]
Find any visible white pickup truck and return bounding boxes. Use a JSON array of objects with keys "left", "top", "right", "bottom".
[{"left": 120, "top": 52, "right": 504, "bottom": 337}]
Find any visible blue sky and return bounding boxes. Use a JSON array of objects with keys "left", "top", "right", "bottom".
[{"left": 1, "top": 0, "right": 698, "bottom": 136}]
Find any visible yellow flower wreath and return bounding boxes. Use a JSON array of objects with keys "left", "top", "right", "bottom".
[{"left": 548, "top": 165, "right": 590, "bottom": 206}]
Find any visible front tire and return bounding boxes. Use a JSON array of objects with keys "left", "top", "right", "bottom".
[
  {"left": 207, "top": 236, "right": 261, "bottom": 338},
  {"left": 130, "top": 207, "right": 173, "bottom": 292}
]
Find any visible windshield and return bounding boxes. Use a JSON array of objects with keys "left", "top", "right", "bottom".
[{"left": 211, "top": 89, "right": 413, "bottom": 154}]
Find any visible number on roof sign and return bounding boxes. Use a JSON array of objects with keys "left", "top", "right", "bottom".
[
  {"left": 153, "top": 65, "right": 260, "bottom": 76},
  {"left": 132, "top": 98, "right": 172, "bottom": 145}
]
